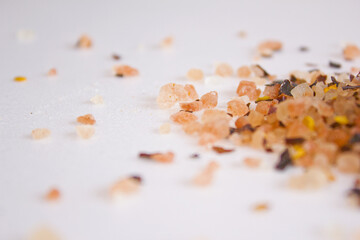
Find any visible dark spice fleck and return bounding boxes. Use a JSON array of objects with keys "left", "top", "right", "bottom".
[
  {"left": 252, "top": 64, "right": 269, "bottom": 77},
  {"left": 285, "top": 138, "right": 305, "bottom": 145},
  {"left": 112, "top": 54, "right": 121, "bottom": 60},
  {"left": 331, "top": 76, "right": 339, "bottom": 86},
  {"left": 116, "top": 73, "right": 124, "bottom": 77},
  {"left": 139, "top": 153, "right": 153, "bottom": 159},
  {"left": 329, "top": 61, "right": 341, "bottom": 69},
  {"left": 268, "top": 105, "right": 277, "bottom": 114},
  {"left": 343, "top": 85, "right": 360, "bottom": 90},
  {"left": 190, "top": 153, "right": 200, "bottom": 159},
  {"left": 279, "top": 80, "right": 294, "bottom": 96},
  {"left": 350, "top": 133, "right": 360, "bottom": 144},
  {"left": 275, "top": 149, "right": 292, "bottom": 170},
  {"left": 212, "top": 146, "right": 234, "bottom": 154},
  {"left": 299, "top": 46, "right": 308, "bottom": 52},
  {"left": 130, "top": 175, "right": 142, "bottom": 183},
  {"left": 227, "top": 113, "right": 233, "bottom": 117}
]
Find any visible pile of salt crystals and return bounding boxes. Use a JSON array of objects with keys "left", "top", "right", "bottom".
[{"left": 157, "top": 70, "right": 360, "bottom": 191}]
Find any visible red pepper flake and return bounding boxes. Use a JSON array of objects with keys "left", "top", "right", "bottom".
[{"left": 212, "top": 146, "right": 234, "bottom": 154}]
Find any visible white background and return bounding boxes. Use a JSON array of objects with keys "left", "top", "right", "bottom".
[{"left": 0, "top": 0, "right": 360, "bottom": 239}]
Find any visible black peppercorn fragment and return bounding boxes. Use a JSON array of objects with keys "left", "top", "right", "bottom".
[
  {"left": 329, "top": 61, "right": 341, "bottom": 69},
  {"left": 275, "top": 149, "right": 292, "bottom": 170}
]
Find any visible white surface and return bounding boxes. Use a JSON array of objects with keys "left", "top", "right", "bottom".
[{"left": 0, "top": 0, "right": 360, "bottom": 239}]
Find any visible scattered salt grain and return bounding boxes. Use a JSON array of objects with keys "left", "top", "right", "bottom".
[
  {"left": 76, "top": 125, "right": 95, "bottom": 139},
  {"left": 90, "top": 95, "right": 104, "bottom": 105},
  {"left": 215, "top": 63, "right": 234, "bottom": 77},
  {"left": 186, "top": 68, "right": 204, "bottom": 81},
  {"left": 159, "top": 123, "right": 171, "bottom": 134},
  {"left": 32, "top": 128, "right": 51, "bottom": 140}
]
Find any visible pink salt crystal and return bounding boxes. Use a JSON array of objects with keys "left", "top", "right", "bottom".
[
  {"left": 215, "top": 63, "right": 234, "bottom": 77},
  {"left": 192, "top": 161, "right": 219, "bottom": 186},
  {"left": 248, "top": 110, "right": 264, "bottom": 127},
  {"left": 184, "top": 84, "right": 199, "bottom": 100},
  {"left": 227, "top": 98, "right": 249, "bottom": 116},
  {"left": 201, "top": 109, "right": 231, "bottom": 123},
  {"left": 179, "top": 100, "right": 203, "bottom": 112},
  {"left": 290, "top": 83, "right": 313, "bottom": 98},
  {"left": 161, "top": 36, "right": 174, "bottom": 48},
  {"left": 263, "top": 84, "right": 280, "bottom": 99},
  {"left": 90, "top": 95, "right": 104, "bottom": 105},
  {"left": 29, "top": 227, "right": 60, "bottom": 240},
  {"left": 198, "top": 132, "right": 218, "bottom": 146},
  {"left": 243, "top": 157, "right": 261, "bottom": 168},
  {"left": 255, "top": 100, "right": 277, "bottom": 115},
  {"left": 151, "top": 152, "right": 174, "bottom": 163},
  {"left": 77, "top": 35, "right": 92, "bottom": 48},
  {"left": 157, "top": 83, "right": 188, "bottom": 108},
  {"left": 313, "top": 100, "right": 334, "bottom": 117},
  {"left": 289, "top": 168, "right": 328, "bottom": 190},
  {"left": 237, "top": 66, "right": 251, "bottom": 78},
  {"left": 182, "top": 121, "right": 202, "bottom": 135},
  {"left": 76, "top": 125, "right": 95, "bottom": 139},
  {"left": 159, "top": 123, "right": 171, "bottom": 134},
  {"left": 110, "top": 177, "right": 140, "bottom": 197},
  {"left": 201, "top": 118, "right": 230, "bottom": 140},
  {"left": 200, "top": 91, "right": 218, "bottom": 109},
  {"left": 235, "top": 116, "right": 249, "bottom": 128},
  {"left": 251, "top": 129, "right": 265, "bottom": 149},
  {"left": 170, "top": 111, "right": 197, "bottom": 125},
  {"left": 286, "top": 120, "right": 312, "bottom": 139},
  {"left": 236, "top": 80, "right": 261, "bottom": 101},
  {"left": 32, "top": 128, "right": 51, "bottom": 140},
  {"left": 336, "top": 152, "right": 360, "bottom": 173},
  {"left": 186, "top": 68, "right": 204, "bottom": 81},
  {"left": 343, "top": 44, "right": 360, "bottom": 60}
]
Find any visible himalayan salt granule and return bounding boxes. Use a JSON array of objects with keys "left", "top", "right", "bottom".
[
  {"left": 157, "top": 83, "right": 195, "bottom": 108},
  {"left": 186, "top": 68, "right": 204, "bottom": 81},
  {"left": 248, "top": 110, "right": 264, "bottom": 127},
  {"left": 201, "top": 109, "right": 231, "bottom": 123},
  {"left": 184, "top": 84, "right": 199, "bottom": 100},
  {"left": 257, "top": 40, "right": 282, "bottom": 57},
  {"left": 179, "top": 100, "right": 203, "bottom": 112},
  {"left": 255, "top": 100, "right": 276, "bottom": 115},
  {"left": 289, "top": 168, "right": 328, "bottom": 190},
  {"left": 159, "top": 123, "right": 171, "bottom": 134},
  {"left": 14, "top": 76, "right": 27, "bottom": 82},
  {"left": 263, "top": 84, "right": 280, "bottom": 99},
  {"left": 77, "top": 114, "right": 96, "bottom": 125},
  {"left": 227, "top": 98, "right": 249, "bottom": 116},
  {"left": 32, "top": 128, "right": 51, "bottom": 140},
  {"left": 182, "top": 121, "right": 202, "bottom": 135},
  {"left": 244, "top": 157, "right": 261, "bottom": 168},
  {"left": 200, "top": 91, "right": 218, "bottom": 109},
  {"left": 253, "top": 203, "right": 269, "bottom": 212},
  {"left": 290, "top": 83, "right": 313, "bottom": 98},
  {"left": 201, "top": 118, "right": 230, "bottom": 140},
  {"left": 198, "top": 132, "right": 218, "bottom": 146},
  {"left": 47, "top": 68, "right": 57, "bottom": 76},
  {"left": 251, "top": 129, "right": 265, "bottom": 149},
  {"left": 336, "top": 153, "right": 360, "bottom": 173},
  {"left": 235, "top": 116, "right": 249, "bottom": 128},
  {"left": 110, "top": 177, "right": 141, "bottom": 198},
  {"left": 113, "top": 65, "right": 139, "bottom": 77},
  {"left": 237, "top": 66, "right": 251, "bottom": 78},
  {"left": 192, "top": 161, "right": 219, "bottom": 186},
  {"left": 45, "top": 188, "right": 60, "bottom": 201},
  {"left": 77, "top": 35, "right": 92, "bottom": 48},
  {"left": 76, "top": 125, "right": 95, "bottom": 139},
  {"left": 29, "top": 227, "right": 60, "bottom": 240},
  {"left": 238, "top": 31, "right": 247, "bottom": 38},
  {"left": 90, "top": 95, "right": 104, "bottom": 105},
  {"left": 151, "top": 152, "right": 174, "bottom": 163},
  {"left": 343, "top": 44, "right": 360, "bottom": 60},
  {"left": 170, "top": 111, "right": 197, "bottom": 125},
  {"left": 236, "top": 80, "right": 261, "bottom": 101},
  {"left": 215, "top": 63, "right": 234, "bottom": 77},
  {"left": 161, "top": 36, "right": 174, "bottom": 48}
]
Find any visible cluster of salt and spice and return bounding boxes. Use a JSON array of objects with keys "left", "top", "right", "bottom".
[{"left": 157, "top": 61, "right": 360, "bottom": 196}]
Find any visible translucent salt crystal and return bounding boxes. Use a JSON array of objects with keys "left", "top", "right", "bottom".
[
  {"left": 186, "top": 68, "right": 204, "bottom": 81},
  {"left": 32, "top": 128, "right": 51, "bottom": 140},
  {"left": 201, "top": 109, "right": 230, "bottom": 123},
  {"left": 227, "top": 98, "right": 249, "bottom": 116},
  {"left": 289, "top": 168, "right": 328, "bottom": 190},
  {"left": 236, "top": 80, "right": 261, "bottom": 101},
  {"left": 17, "top": 29, "right": 35, "bottom": 42},
  {"left": 179, "top": 101, "right": 203, "bottom": 112},
  {"left": 237, "top": 66, "right": 251, "bottom": 78},
  {"left": 77, "top": 114, "right": 96, "bottom": 125},
  {"left": 201, "top": 118, "right": 230, "bottom": 139},
  {"left": 77, "top": 34, "right": 92, "bottom": 48},
  {"left": 204, "top": 75, "right": 223, "bottom": 85},
  {"left": 290, "top": 83, "right": 313, "bottom": 98},
  {"left": 248, "top": 110, "right": 264, "bottom": 127},
  {"left": 184, "top": 84, "right": 199, "bottom": 100},
  {"left": 263, "top": 84, "right": 280, "bottom": 99},
  {"left": 76, "top": 125, "right": 95, "bottom": 139},
  {"left": 336, "top": 153, "right": 360, "bottom": 173},
  {"left": 192, "top": 161, "right": 219, "bottom": 186},
  {"left": 170, "top": 111, "right": 197, "bottom": 124},
  {"left": 200, "top": 91, "right": 218, "bottom": 109},
  {"left": 29, "top": 227, "right": 60, "bottom": 240},
  {"left": 159, "top": 123, "right": 171, "bottom": 134},
  {"left": 157, "top": 83, "right": 189, "bottom": 108},
  {"left": 215, "top": 63, "right": 233, "bottom": 77},
  {"left": 182, "top": 121, "right": 202, "bottom": 135},
  {"left": 110, "top": 177, "right": 141, "bottom": 199},
  {"left": 90, "top": 95, "right": 104, "bottom": 104}
]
